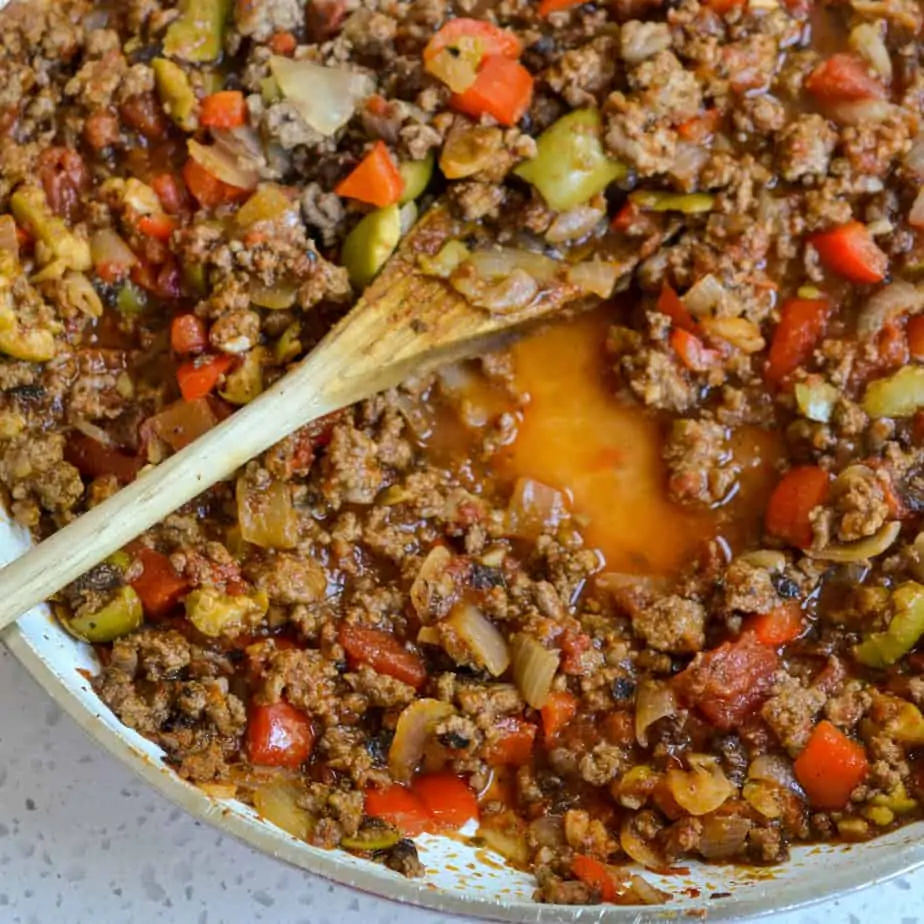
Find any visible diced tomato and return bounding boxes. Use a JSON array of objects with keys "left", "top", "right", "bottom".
[
  {"left": 423, "top": 18, "right": 522, "bottom": 65},
  {"left": 673, "top": 634, "right": 779, "bottom": 730},
  {"left": 907, "top": 316, "right": 924, "bottom": 362},
  {"left": 176, "top": 353, "right": 235, "bottom": 401},
  {"left": 811, "top": 221, "right": 888, "bottom": 284},
  {"left": 364, "top": 784, "right": 431, "bottom": 836},
  {"left": 129, "top": 546, "right": 190, "bottom": 618},
  {"left": 411, "top": 774, "right": 479, "bottom": 830},
  {"left": 670, "top": 327, "right": 719, "bottom": 372},
  {"left": 182, "top": 158, "right": 249, "bottom": 209},
  {"left": 746, "top": 601, "right": 805, "bottom": 647},
  {"left": 247, "top": 702, "right": 315, "bottom": 768},
  {"left": 484, "top": 717, "right": 536, "bottom": 766},
  {"left": 200, "top": 91, "right": 248, "bottom": 129},
  {"left": 334, "top": 140, "right": 404, "bottom": 208},
  {"left": 64, "top": 433, "right": 143, "bottom": 485},
  {"left": 306, "top": 0, "right": 346, "bottom": 40},
  {"left": 338, "top": 623, "right": 427, "bottom": 689},
  {"left": 170, "top": 313, "right": 209, "bottom": 355},
  {"left": 269, "top": 30, "right": 297, "bottom": 55},
  {"left": 765, "top": 465, "right": 830, "bottom": 549},
  {"left": 120, "top": 92, "right": 169, "bottom": 140},
  {"left": 538, "top": 0, "right": 583, "bottom": 14},
  {"left": 656, "top": 283, "right": 698, "bottom": 333},
  {"left": 540, "top": 691, "right": 579, "bottom": 739},
  {"left": 676, "top": 108, "right": 721, "bottom": 143},
  {"left": 136, "top": 213, "right": 178, "bottom": 242},
  {"left": 36, "top": 147, "right": 89, "bottom": 221},
  {"left": 610, "top": 201, "right": 640, "bottom": 233},
  {"left": 794, "top": 720, "right": 869, "bottom": 810},
  {"left": 97, "top": 261, "right": 132, "bottom": 284},
  {"left": 571, "top": 854, "right": 622, "bottom": 902},
  {"left": 151, "top": 173, "right": 186, "bottom": 215},
  {"left": 450, "top": 56, "right": 534, "bottom": 127},
  {"left": 765, "top": 297, "right": 829, "bottom": 385},
  {"left": 559, "top": 628, "right": 592, "bottom": 675},
  {"left": 806, "top": 54, "right": 886, "bottom": 105}
]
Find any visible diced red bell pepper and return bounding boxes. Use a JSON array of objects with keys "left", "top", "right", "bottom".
[
  {"left": 338, "top": 623, "right": 427, "bottom": 689},
  {"left": 765, "top": 465, "right": 830, "bottom": 549},
  {"left": 136, "top": 213, "right": 178, "bottom": 242},
  {"left": 746, "top": 601, "right": 805, "bottom": 647},
  {"left": 571, "top": 854, "right": 623, "bottom": 902},
  {"left": 334, "top": 140, "right": 404, "bottom": 208},
  {"left": 364, "top": 784, "right": 431, "bottom": 836},
  {"left": 176, "top": 353, "right": 235, "bottom": 401},
  {"left": 811, "top": 221, "right": 888, "bottom": 284},
  {"left": 538, "top": 0, "right": 584, "bottom": 13},
  {"left": 247, "top": 702, "right": 315, "bottom": 768},
  {"left": 765, "top": 297, "right": 829, "bottom": 385},
  {"left": 794, "top": 720, "right": 869, "bottom": 810},
  {"left": 182, "top": 159, "right": 249, "bottom": 209},
  {"left": 540, "top": 690, "right": 579, "bottom": 739},
  {"left": 151, "top": 173, "right": 186, "bottom": 215},
  {"left": 129, "top": 546, "right": 190, "bottom": 618},
  {"left": 670, "top": 327, "right": 719, "bottom": 372},
  {"left": 450, "top": 55, "right": 534, "bottom": 127},
  {"left": 199, "top": 90, "right": 248, "bottom": 129},
  {"left": 656, "top": 283, "right": 698, "bottom": 333},
  {"left": 411, "top": 774, "right": 479, "bottom": 830},
  {"left": 484, "top": 716, "right": 536, "bottom": 766},
  {"left": 908, "top": 315, "right": 924, "bottom": 361}
]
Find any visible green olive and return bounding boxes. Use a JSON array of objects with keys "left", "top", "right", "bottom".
[
  {"left": 341, "top": 205, "right": 401, "bottom": 289},
  {"left": 64, "top": 586, "right": 143, "bottom": 643}
]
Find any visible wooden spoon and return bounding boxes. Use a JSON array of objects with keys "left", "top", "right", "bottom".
[{"left": 0, "top": 203, "right": 635, "bottom": 629}]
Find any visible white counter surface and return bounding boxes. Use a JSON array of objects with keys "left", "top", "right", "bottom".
[{"left": 0, "top": 644, "right": 920, "bottom": 924}]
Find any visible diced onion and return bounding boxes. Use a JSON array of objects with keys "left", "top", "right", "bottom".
[
  {"left": 665, "top": 755, "right": 735, "bottom": 816},
  {"left": 545, "top": 204, "right": 606, "bottom": 244},
  {"left": 122, "top": 178, "right": 162, "bottom": 215},
  {"left": 567, "top": 260, "right": 621, "bottom": 298},
  {"left": 250, "top": 280, "right": 298, "bottom": 309},
  {"left": 506, "top": 477, "right": 568, "bottom": 540},
  {"left": 743, "top": 780, "right": 784, "bottom": 818},
  {"left": 635, "top": 680, "right": 676, "bottom": 746},
  {"left": 62, "top": 271, "right": 104, "bottom": 318},
  {"left": 698, "top": 815, "right": 751, "bottom": 859},
  {"left": 863, "top": 365, "right": 924, "bottom": 418},
  {"left": 73, "top": 418, "right": 114, "bottom": 446},
  {"left": 806, "top": 520, "right": 901, "bottom": 563},
  {"left": 683, "top": 273, "right": 728, "bottom": 318},
  {"left": 478, "top": 815, "right": 529, "bottom": 867},
  {"left": 144, "top": 397, "right": 218, "bottom": 454},
  {"left": 253, "top": 780, "right": 312, "bottom": 840},
  {"left": 849, "top": 22, "right": 892, "bottom": 82},
  {"left": 748, "top": 753, "right": 800, "bottom": 792},
  {"left": 446, "top": 602, "right": 511, "bottom": 677},
  {"left": 826, "top": 99, "right": 896, "bottom": 126},
  {"left": 794, "top": 379, "right": 838, "bottom": 423},
  {"left": 856, "top": 280, "right": 924, "bottom": 338},
  {"left": 90, "top": 228, "right": 138, "bottom": 273},
  {"left": 188, "top": 139, "right": 260, "bottom": 190},
  {"left": 237, "top": 474, "right": 299, "bottom": 549},
  {"left": 511, "top": 634, "right": 559, "bottom": 708},
  {"left": 620, "top": 816, "right": 667, "bottom": 870},
  {"left": 701, "top": 316, "right": 764, "bottom": 353},
  {"left": 409, "top": 545, "right": 453, "bottom": 621},
  {"left": 388, "top": 698, "right": 454, "bottom": 783},
  {"left": 440, "top": 123, "right": 502, "bottom": 180},
  {"left": 270, "top": 55, "right": 374, "bottom": 137}
]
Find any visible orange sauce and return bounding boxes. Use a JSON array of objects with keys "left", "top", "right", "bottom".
[{"left": 429, "top": 305, "right": 782, "bottom": 577}]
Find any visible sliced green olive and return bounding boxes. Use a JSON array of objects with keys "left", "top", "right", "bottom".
[
  {"left": 274, "top": 322, "right": 302, "bottom": 364},
  {"left": 628, "top": 190, "right": 716, "bottom": 214},
  {"left": 341, "top": 204, "right": 401, "bottom": 289},
  {"left": 398, "top": 152, "right": 434, "bottom": 205},
  {"left": 185, "top": 587, "right": 269, "bottom": 638},
  {"left": 10, "top": 186, "right": 91, "bottom": 271},
  {"left": 513, "top": 109, "right": 626, "bottom": 213},
  {"left": 220, "top": 346, "right": 265, "bottom": 405},
  {"left": 163, "top": 0, "right": 231, "bottom": 63},
  {"left": 153, "top": 58, "right": 198, "bottom": 130},
  {"left": 0, "top": 326, "right": 56, "bottom": 362},
  {"left": 64, "top": 586, "right": 143, "bottom": 643},
  {"left": 341, "top": 819, "right": 402, "bottom": 852},
  {"left": 116, "top": 281, "right": 149, "bottom": 314},
  {"left": 855, "top": 581, "right": 924, "bottom": 668},
  {"left": 863, "top": 366, "right": 924, "bottom": 419}
]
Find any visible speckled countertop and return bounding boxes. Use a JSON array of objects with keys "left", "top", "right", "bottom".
[{"left": 0, "top": 646, "right": 919, "bottom": 924}]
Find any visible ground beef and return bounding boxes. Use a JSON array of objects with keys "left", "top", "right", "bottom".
[
  {"left": 630, "top": 594, "right": 706, "bottom": 653},
  {"left": 663, "top": 419, "right": 739, "bottom": 507}
]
